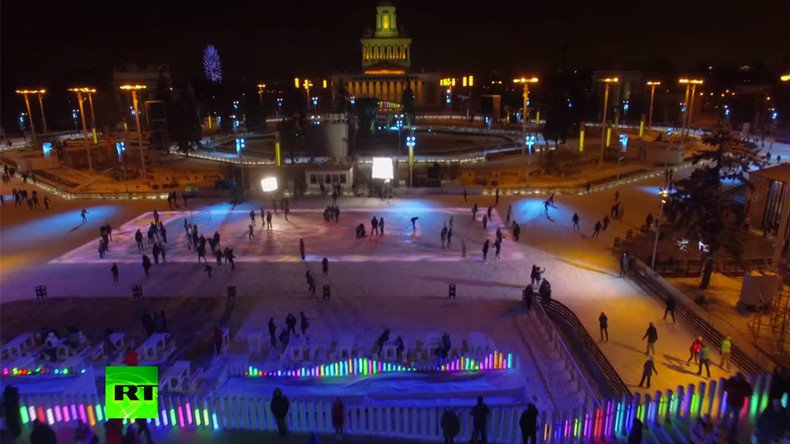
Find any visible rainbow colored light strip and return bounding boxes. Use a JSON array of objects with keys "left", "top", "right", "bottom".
[
  {"left": 2, "top": 366, "right": 87, "bottom": 377},
  {"left": 244, "top": 351, "right": 514, "bottom": 378},
  {"left": 245, "top": 357, "right": 416, "bottom": 378},
  {"left": 438, "top": 351, "right": 513, "bottom": 372}
]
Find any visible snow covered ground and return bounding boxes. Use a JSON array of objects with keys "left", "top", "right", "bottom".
[{"left": 0, "top": 165, "right": 751, "bottom": 411}]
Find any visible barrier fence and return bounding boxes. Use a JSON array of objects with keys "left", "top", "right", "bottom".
[{"left": 16, "top": 373, "right": 787, "bottom": 443}]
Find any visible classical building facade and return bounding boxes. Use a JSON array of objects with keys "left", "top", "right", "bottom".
[{"left": 331, "top": 2, "right": 439, "bottom": 109}]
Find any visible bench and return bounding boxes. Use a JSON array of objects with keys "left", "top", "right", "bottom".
[
  {"left": 136, "top": 333, "right": 175, "bottom": 362},
  {"left": 1, "top": 333, "right": 35, "bottom": 360},
  {"left": 160, "top": 360, "right": 203, "bottom": 393}
]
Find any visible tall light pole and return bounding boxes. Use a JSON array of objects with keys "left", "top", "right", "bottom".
[
  {"left": 406, "top": 134, "right": 416, "bottom": 187},
  {"left": 236, "top": 137, "right": 246, "bottom": 201},
  {"left": 513, "top": 76, "right": 539, "bottom": 184},
  {"left": 69, "top": 87, "right": 97, "bottom": 169},
  {"left": 120, "top": 84, "right": 148, "bottom": 181},
  {"left": 86, "top": 89, "right": 97, "bottom": 143},
  {"left": 34, "top": 91, "right": 48, "bottom": 135},
  {"left": 257, "top": 83, "right": 266, "bottom": 106},
  {"left": 651, "top": 187, "right": 670, "bottom": 269},
  {"left": 679, "top": 78, "right": 703, "bottom": 140},
  {"left": 15, "top": 89, "right": 43, "bottom": 144},
  {"left": 598, "top": 77, "right": 619, "bottom": 163},
  {"left": 646, "top": 81, "right": 661, "bottom": 130}
]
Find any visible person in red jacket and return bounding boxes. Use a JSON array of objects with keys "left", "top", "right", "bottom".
[
  {"left": 687, "top": 337, "right": 703, "bottom": 365},
  {"left": 123, "top": 347, "right": 138, "bottom": 366},
  {"left": 332, "top": 397, "right": 345, "bottom": 438}
]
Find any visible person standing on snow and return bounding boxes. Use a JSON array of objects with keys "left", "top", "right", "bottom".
[
  {"left": 599, "top": 312, "right": 609, "bottom": 342},
  {"left": 639, "top": 356, "right": 658, "bottom": 388},
  {"left": 642, "top": 322, "right": 658, "bottom": 355}
]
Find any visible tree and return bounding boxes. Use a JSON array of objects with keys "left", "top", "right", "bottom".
[
  {"left": 170, "top": 87, "right": 202, "bottom": 156},
  {"left": 664, "top": 128, "right": 765, "bottom": 287},
  {"left": 401, "top": 83, "right": 415, "bottom": 123},
  {"left": 334, "top": 85, "right": 351, "bottom": 114}
]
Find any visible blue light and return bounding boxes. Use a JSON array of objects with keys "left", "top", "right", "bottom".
[
  {"left": 619, "top": 134, "right": 628, "bottom": 151},
  {"left": 525, "top": 134, "right": 537, "bottom": 154},
  {"left": 235, "top": 138, "right": 246, "bottom": 154},
  {"left": 72, "top": 110, "right": 79, "bottom": 120},
  {"left": 623, "top": 101, "right": 630, "bottom": 112},
  {"left": 277, "top": 98, "right": 283, "bottom": 108},
  {"left": 771, "top": 111, "right": 778, "bottom": 120},
  {"left": 18, "top": 113, "right": 26, "bottom": 124},
  {"left": 446, "top": 97, "right": 451, "bottom": 104},
  {"left": 115, "top": 142, "right": 125, "bottom": 159},
  {"left": 130, "top": 106, "right": 136, "bottom": 116},
  {"left": 312, "top": 97, "right": 318, "bottom": 106},
  {"left": 42, "top": 143, "right": 53, "bottom": 158},
  {"left": 350, "top": 96, "right": 356, "bottom": 105}
]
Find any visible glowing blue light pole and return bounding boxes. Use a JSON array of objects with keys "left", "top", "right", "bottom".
[
  {"left": 617, "top": 133, "right": 628, "bottom": 178},
  {"left": 525, "top": 134, "right": 537, "bottom": 187},
  {"left": 71, "top": 109, "right": 80, "bottom": 132},
  {"left": 236, "top": 137, "right": 246, "bottom": 200},
  {"left": 276, "top": 98, "right": 283, "bottom": 117},
  {"left": 406, "top": 134, "right": 416, "bottom": 187},
  {"left": 115, "top": 142, "right": 129, "bottom": 193},
  {"left": 312, "top": 96, "right": 318, "bottom": 113}
]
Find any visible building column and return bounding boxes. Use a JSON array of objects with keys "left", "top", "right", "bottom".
[{"left": 416, "top": 81, "right": 423, "bottom": 106}]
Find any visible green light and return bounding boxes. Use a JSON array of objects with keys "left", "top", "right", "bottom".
[
  {"left": 195, "top": 409, "right": 201, "bottom": 426},
  {"left": 203, "top": 409, "right": 209, "bottom": 426},
  {"left": 95, "top": 404, "right": 103, "bottom": 422},
  {"left": 170, "top": 408, "right": 176, "bottom": 426},
  {"left": 20, "top": 406, "right": 29, "bottom": 424}
]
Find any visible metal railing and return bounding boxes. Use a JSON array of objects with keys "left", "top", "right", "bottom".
[{"left": 536, "top": 296, "right": 631, "bottom": 398}]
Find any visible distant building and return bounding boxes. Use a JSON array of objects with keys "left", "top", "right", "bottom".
[
  {"left": 331, "top": 2, "right": 440, "bottom": 109},
  {"left": 112, "top": 64, "right": 171, "bottom": 90},
  {"left": 748, "top": 163, "right": 790, "bottom": 237}
]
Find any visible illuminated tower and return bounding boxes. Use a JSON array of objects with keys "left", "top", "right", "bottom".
[{"left": 360, "top": 1, "right": 412, "bottom": 73}]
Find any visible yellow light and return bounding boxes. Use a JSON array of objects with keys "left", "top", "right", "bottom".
[
  {"left": 468, "top": 75, "right": 474, "bottom": 86},
  {"left": 451, "top": 79, "right": 456, "bottom": 86},
  {"left": 322, "top": 79, "right": 328, "bottom": 88},
  {"left": 462, "top": 77, "right": 467, "bottom": 87},
  {"left": 678, "top": 78, "right": 703, "bottom": 85},
  {"left": 781, "top": 74, "right": 790, "bottom": 82},
  {"left": 257, "top": 83, "right": 266, "bottom": 89},
  {"left": 294, "top": 78, "right": 300, "bottom": 88},
  {"left": 68, "top": 87, "right": 97, "bottom": 93},
  {"left": 513, "top": 77, "right": 539, "bottom": 84},
  {"left": 119, "top": 84, "right": 147, "bottom": 90},
  {"left": 599, "top": 77, "right": 619, "bottom": 83},
  {"left": 15, "top": 89, "right": 46, "bottom": 95},
  {"left": 365, "top": 69, "right": 405, "bottom": 75},
  {"left": 646, "top": 81, "right": 661, "bottom": 86}
]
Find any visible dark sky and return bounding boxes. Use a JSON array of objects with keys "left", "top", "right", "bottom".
[{"left": 1, "top": 0, "right": 788, "bottom": 127}]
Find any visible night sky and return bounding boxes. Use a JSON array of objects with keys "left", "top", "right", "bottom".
[{"left": 2, "top": 0, "right": 788, "bottom": 128}]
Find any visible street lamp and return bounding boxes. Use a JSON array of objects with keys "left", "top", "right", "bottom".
[
  {"left": 678, "top": 78, "right": 703, "bottom": 140},
  {"left": 650, "top": 187, "right": 670, "bottom": 269},
  {"left": 257, "top": 83, "right": 266, "bottom": 106},
  {"left": 525, "top": 133, "right": 538, "bottom": 184},
  {"left": 15, "top": 89, "right": 46, "bottom": 143},
  {"left": 68, "top": 87, "right": 98, "bottom": 143},
  {"left": 597, "top": 77, "right": 619, "bottom": 163},
  {"left": 406, "top": 134, "right": 416, "bottom": 187},
  {"left": 120, "top": 84, "right": 148, "bottom": 181},
  {"left": 646, "top": 81, "right": 661, "bottom": 130},
  {"left": 513, "top": 76, "right": 539, "bottom": 185},
  {"left": 236, "top": 138, "right": 246, "bottom": 201}
]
